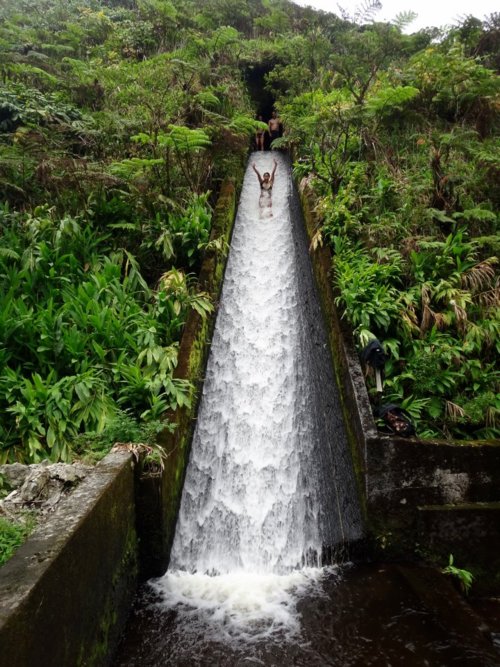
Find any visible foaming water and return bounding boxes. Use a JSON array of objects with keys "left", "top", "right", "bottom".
[
  {"left": 151, "top": 568, "right": 336, "bottom": 643},
  {"left": 116, "top": 566, "right": 498, "bottom": 667},
  {"left": 152, "top": 152, "right": 362, "bottom": 642}
]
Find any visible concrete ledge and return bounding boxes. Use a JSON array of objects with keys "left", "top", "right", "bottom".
[
  {"left": 0, "top": 451, "right": 137, "bottom": 667},
  {"left": 368, "top": 437, "right": 500, "bottom": 507}
]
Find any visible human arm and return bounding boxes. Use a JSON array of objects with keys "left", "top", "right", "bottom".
[
  {"left": 270, "top": 159, "right": 277, "bottom": 184},
  {"left": 252, "top": 162, "right": 263, "bottom": 185}
]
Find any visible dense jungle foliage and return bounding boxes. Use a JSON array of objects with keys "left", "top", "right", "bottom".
[
  {"left": 274, "top": 7, "right": 500, "bottom": 440},
  {"left": 0, "top": 0, "right": 498, "bottom": 461}
]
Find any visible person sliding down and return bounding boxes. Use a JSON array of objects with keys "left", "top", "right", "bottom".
[
  {"left": 252, "top": 160, "right": 277, "bottom": 219},
  {"left": 252, "top": 160, "right": 277, "bottom": 190}
]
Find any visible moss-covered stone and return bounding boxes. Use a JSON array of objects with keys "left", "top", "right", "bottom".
[
  {"left": 0, "top": 452, "right": 138, "bottom": 667},
  {"left": 135, "top": 174, "right": 242, "bottom": 578},
  {"left": 297, "top": 181, "right": 371, "bottom": 521}
]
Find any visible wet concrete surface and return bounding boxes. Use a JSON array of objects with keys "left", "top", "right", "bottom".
[{"left": 113, "top": 563, "right": 500, "bottom": 667}]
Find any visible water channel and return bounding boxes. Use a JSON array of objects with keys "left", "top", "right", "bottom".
[{"left": 113, "top": 154, "right": 499, "bottom": 667}]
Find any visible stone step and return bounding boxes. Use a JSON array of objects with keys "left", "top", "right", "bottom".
[{"left": 416, "top": 502, "right": 500, "bottom": 595}]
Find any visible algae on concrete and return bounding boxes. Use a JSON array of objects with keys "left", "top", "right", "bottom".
[
  {"left": 136, "top": 175, "right": 241, "bottom": 578},
  {"left": 0, "top": 452, "right": 138, "bottom": 667}
]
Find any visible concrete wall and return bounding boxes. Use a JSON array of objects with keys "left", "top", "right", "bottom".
[
  {"left": 135, "top": 177, "right": 240, "bottom": 577},
  {"left": 368, "top": 436, "right": 500, "bottom": 508},
  {"left": 297, "top": 179, "right": 375, "bottom": 513},
  {"left": 297, "top": 178, "right": 500, "bottom": 593},
  {"left": 0, "top": 451, "right": 137, "bottom": 667}
]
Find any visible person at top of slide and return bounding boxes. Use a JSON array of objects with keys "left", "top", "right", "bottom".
[
  {"left": 252, "top": 159, "right": 277, "bottom": 191},
  {"left": 268, "top": 111, "right": 281, "bottom": 143},
  {"left": 255, "top": 115, "right": 265, "bottom": 151}
]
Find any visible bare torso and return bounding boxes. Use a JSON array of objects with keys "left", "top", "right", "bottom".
[{"left": 268, "top": 117, "right": 280, "bottom": 132}]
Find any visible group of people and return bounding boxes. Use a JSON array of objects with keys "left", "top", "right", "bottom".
[{"left": 254, "top": 111, "right": 281, "bottom": 151}]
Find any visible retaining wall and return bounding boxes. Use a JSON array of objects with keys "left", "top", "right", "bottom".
[
  {"left": 297, "top": 178, "right": 500, "bottom": 593},
  {"left": 0, "top": 451, "right": 137, "bottom": 667}
]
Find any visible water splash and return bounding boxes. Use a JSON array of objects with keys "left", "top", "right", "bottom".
[
  {"left": 151, "top": 568, "right": 337, "bottom": 643},
  {"left": 154, "top": 152, "right": 362, "bottom": 640}
]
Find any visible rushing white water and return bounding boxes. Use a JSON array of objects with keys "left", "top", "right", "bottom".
[{"left": 152, "top": 152, "right": 362, "bottom": 640}]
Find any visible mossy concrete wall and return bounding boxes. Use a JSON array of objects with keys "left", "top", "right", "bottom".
[
  {"left": 297, "top": 178, "right": 500, "bottom": 593},
  {"left": 0, "top": 451, "right": 137, "bottom": 667},
  {"left": 368, "top": 436, "right": 500, "bottom": 593},
  {"left": 297, "top": 180, "right": 373, "bottom": 518},
  {"left": 136, "top": 177, "right": 240, "bottom": 577}
]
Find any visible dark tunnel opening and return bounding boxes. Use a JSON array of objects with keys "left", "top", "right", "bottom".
[
  {"left": 244, "top": 63, "right": 276, "bottom": 119},
  {"left": 244, "top": 63, "right": 282, "bottom": 150}
]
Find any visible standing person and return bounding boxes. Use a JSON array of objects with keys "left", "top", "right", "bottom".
[
  {"left": 268, "top": 111, "right": 281, "bottom": 144},
  {"left": 255, "top": 115, "right": 265, "bottom": 151}
]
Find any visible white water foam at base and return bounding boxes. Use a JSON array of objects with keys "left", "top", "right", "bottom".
[
  {"left": 150, "top": 154, "right": 361, "bottom": 648},
  {"left": 150, "top": 567, "right": 340, "bottom": 643}
]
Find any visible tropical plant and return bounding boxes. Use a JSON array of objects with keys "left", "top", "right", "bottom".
[
  {"left": 0, "top": 0, "right": 498, "bottom": 451},
  {"left": 0, "top": 515, "right": 36, "bottom": 567},
  {"left": 442, "top": 554, "right": 474, "bottom": 595}
]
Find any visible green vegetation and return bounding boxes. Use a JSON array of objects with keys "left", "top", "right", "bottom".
[
  {"left": 0, "top": 515, "right": 35, "bottom": 566},
  {"left": 0, "top": 473, "right": 35, "bottom": 567},
  {"left": 72, "top": 412, "right": 165, "bottom": 464},
  {"left": 0, "top": 0, "right": 498, "bottom": 455},
  {"left": 275, "top": 9, "right": 499, "bottom": 439},
  {"left": 442, "top": 554, "right": 474, "bottom": 594},
  {"left": 0, "top": 0, "right": 262, "bottom": 462}
]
